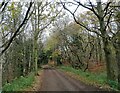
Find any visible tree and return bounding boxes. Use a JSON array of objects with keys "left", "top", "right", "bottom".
[
  {"left": 0, "top": 1, "right": 9, "bottom": 89},
  {"left": 61, "top": 0, "right": 117, "bottom": 83},
  {"left": 113, "top": 4, "right": 120, "bottom": 89},
  {"left": 1, "top": 2, "right": 34, "bottom": 88},
  {"left": 0, "top": 2, "right": 33, "bottom": 55},
  {"left": 31, "top": 1, "right": 61, "bottom": 74}
]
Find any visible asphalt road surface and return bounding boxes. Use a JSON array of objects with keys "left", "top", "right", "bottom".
[{"left": 40, "top": 68, "right": 103, "bottom": 92}]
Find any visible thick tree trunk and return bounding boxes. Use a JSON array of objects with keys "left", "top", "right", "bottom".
[
  {"left": 103, "top": 38, "right": 116, "bottom": 81},
  {"left": 97, "top": 1, "right": 116, "bottom": 82},
  {"left": 114, "top": 22, "right": 120, "bottom": 90}
]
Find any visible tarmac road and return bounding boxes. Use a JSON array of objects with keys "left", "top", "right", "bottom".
[{"left": 40, "top": 67, "right": 103, "bottom": 92}]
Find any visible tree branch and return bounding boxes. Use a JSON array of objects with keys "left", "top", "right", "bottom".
[
  {"left": 0, "top": 2, "right": 33, "bottom": 56},
  {"left": 103, "top": 3, "right": 113, "bottom": 18},
  {"left": 0, "top": 1, "right": 9, "bottom": 14},
  {"left": 88, "top": 0, "right": 100, "bottom": 19},
  {"left": 104, "top": 10, "right": 113, "bottom": 31},
  {"left": 61, "top": 1, "right": 102, "bottom": 37}
]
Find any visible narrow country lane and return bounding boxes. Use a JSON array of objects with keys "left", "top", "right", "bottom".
[{"left": 40, "top": 68, "right": 103, "bottom": 92}]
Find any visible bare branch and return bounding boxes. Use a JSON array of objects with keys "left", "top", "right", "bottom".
[
  {"left": 88, "top": 1, "right": 100, "bottom": 19},
  {"left": 73, "top": 0, "right": 92, "bottom": 10},
  {"left": 0, "top": 2, "right": 4, "bottom": 9},
  {"left": 0, "top": 1, "right": 9, "bottom": 14},
  {"left": 0, "top": 2, "right": 33, "bottom": 56},
  {"left": 61, "top": 1, "right": 102, "bottom": 37},
  {"left": 103, "top": 2, "right": 113, "bottom": 18},
  {"left": 104, "top": 11, "right": 113, "bottom": 31},
  {"left": 103, "top": 2, "right": 111, "bottom": 12},
  {"left": 73, "top": 5, "right": 79, "bottom": 14},
  {"left": 108, "top": 25, "right": 116, "bottom": 36}
]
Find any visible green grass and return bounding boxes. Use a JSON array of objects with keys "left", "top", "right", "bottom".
[
  {"left": 3, "top": 72, "right": 35, "bottom": 91},
  {"left": 60, "top": 66, "right": 119, "bottom": 91},
  {"left": 59, "top": 66, "right": 108, "bottom": 86}
]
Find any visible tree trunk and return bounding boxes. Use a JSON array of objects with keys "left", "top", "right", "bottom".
[
  {"left": 114, "top": 22, "right": 120, "bottom": 90},
  {"left": 103, "top": 38, "right": 116, "bottom": 81},
  {"left": 28, "top": 48, "right": 31, "bottom": 72},
  {"left": 97, "top": 1, "right": 116, "bottom": 82},
  {"left": 0, "top": 52, "right": 2, "bottom": 90},
  {"left": 33, "top": 2, "right": 40, "bottom": 75},
  {"left": 97, "top": 35, "right": 102, "bottom": 63},
  {"left": 64, "top": 45, "right": 74, "bottom": 66},
  {"left": 115, "top": 45, "right": 120, "bottom": 90},
  {"left": 0, "top": 30, "right": 3, "bottom": 90},
  {"left": 34, "top": 37, "right": 38, "bottom": 75},
  {"left": 23, "top": 35, "right": 26, "bottom": 76}
]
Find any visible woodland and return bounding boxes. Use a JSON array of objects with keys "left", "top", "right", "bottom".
[{"left": 0, "top": 0, "right": 120, "bottom": 91}]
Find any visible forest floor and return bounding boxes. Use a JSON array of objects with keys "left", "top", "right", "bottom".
[{"left": 25, "top": 66, "right": 107, "bottom": 92}]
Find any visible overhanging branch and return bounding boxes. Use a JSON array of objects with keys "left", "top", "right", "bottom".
[
  {"left": 61, "top": 1, "right": 102, "bottom": 37},
  {"left": 0, "top": 2, "right": 33, "bottom": 56}
]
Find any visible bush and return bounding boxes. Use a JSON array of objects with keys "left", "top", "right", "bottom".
[
  {"left": 3, "top": 72, "right": 35, "bottom": 91},
  {"left": 108, "top": 80, "right": 118, "bottom": 89}
]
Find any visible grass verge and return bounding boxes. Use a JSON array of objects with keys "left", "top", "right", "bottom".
[
  {"left": 3, "top": 72, "right": 35, "bottom": 91},
  {"left": 59, "top": 66, "right": 118, "bottom": 91}
]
